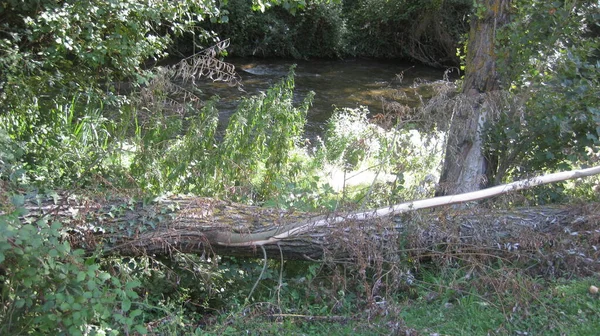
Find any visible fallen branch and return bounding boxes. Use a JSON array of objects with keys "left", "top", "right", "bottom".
[
  {"left": 12, "top": 165, "right": 600, "bottom": 264},
  {"left": 228, "top": 165, "right": 600, "bottom": 246}
]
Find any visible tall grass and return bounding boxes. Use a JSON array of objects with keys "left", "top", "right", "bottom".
[
  {"left": 129, "top": 66, "right": 313, "bottom": 202},
  {"left": 0, "top": 95, "right": 114, "bottom": 188}
]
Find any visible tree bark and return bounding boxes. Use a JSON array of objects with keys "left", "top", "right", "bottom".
[
  {"left": 438, "top": 0, "right": 511, "bottom": 195},
  {"left": 18, "top": 193, "right": 600, "bottom": 274},
  {"left": 13, "top": 166, "right": 600, "bottom": 270}
]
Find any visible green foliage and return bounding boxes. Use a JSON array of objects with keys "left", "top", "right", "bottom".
[
  {"left": 0, "top": 128, "right": 24, "bottom": 182},
  {"left": 130, "top": 67, "right": 313, "bottom": 201},
  {"left": 218, "top": 66, "right": 312, "bottom": 198},
  {"left": 124, "top": 74, "right": 445, "bottom": 209},
  {"left": 200, "top": 0, "right": 470, "bottom": 63},
  {"left": 248, "top": 104, "right": 445, "bottom": 211},
  {"left": 205, "top": 0, "right": 347, "bottom": 58},
  {"left": 127, "top": 96, "right": 218, "bottom": 193},
  {"left": 0, "top": 197, "right": 145, "bottom": 335},
  {"left": 321, "top": 107, "right": 375, "bottom": 167},
  {"left": 0, "top": 97, "right": 116, "bottom": 188},
  {"left": 0, "top": 0, "right": 223, "bottom": 115},
  {"left": 313, "top": 106, "right": 443, "bottom": 206},
  {"left": 341, "top": 0, "right": 471, "bottom": 64},
  {"left": 488, "top": 0, "right": 600, "bottom": 182},
  {"left": 0, "top": 0, "right": 230, "bottom": 190}
]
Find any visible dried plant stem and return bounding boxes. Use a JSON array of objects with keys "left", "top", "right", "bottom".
[{"left": 247, "top": 245, "right": 268, "bottom": 301}]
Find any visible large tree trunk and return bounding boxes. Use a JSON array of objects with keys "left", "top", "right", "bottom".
[
  {"left": 40, "top": 196, "right": 600, "bottom": 262},
  {"left": 438, "top": 0, "right": 511, "bottom": 195},
  {"left": 13, "top": 166, "right": 600, "bottom": 271}
]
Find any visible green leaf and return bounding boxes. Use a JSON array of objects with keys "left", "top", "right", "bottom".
[
  {"left": 48, "top": 249, "right": 59, "bottom": 258},
  {"left": 10, "top": 194, "right": 24, "bottom": 207},
  {"left": 51, "top": 221, "right": 62, "bottom": 231},
  {"left": 125, "top": 279, "right": 141, "bottom": 290},
  {"left": 134, "top": 325, "right": 147, "bottom": 334},
  {"left": 129, "top": 308, "right": 143, "bottom": 319},
  {"left": 121, "top": 298, "right": 131, "bottom": 312},
  {"left": 98, "top": 272, "right": 111, "bottom": 281},
  {"left": 60, "top": 302, "right": 71, "bottom": 311}
]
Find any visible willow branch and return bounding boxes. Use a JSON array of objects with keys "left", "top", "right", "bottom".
[{"left": 227, "top": 165, "right": 600, "bottom": 246}]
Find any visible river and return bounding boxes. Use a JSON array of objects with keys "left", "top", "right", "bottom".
[{"left": 196, "top": 58, "right": 451, "bottom": 137}]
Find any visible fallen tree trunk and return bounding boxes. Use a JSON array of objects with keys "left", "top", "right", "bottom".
[{"left": 13, "top": 166, "right": 600, "bottom": 268}]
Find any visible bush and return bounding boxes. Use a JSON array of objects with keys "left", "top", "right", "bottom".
[
  {"left": 0, "top": 195, "right": 146, "bottom": 335},
  {"left": 0, "top": 97, "right": 117, "bottom": 188},
  {"left": 204, "top": 0, "right": 347, "bottom": 58},
  {"left": 343, "top": 0, "right": 470, "bottom": 64},
  {"left": 199, "top": 0, "right": 471, "bottom": 63},
  {"left": 129, "top": 66, "right": 313, "bottom": 201},
  {"left": 485, "top": 0, "right": 600, "bottom": 186}
]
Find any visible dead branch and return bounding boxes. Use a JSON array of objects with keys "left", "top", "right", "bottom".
[{"left": 10, "top": 165, "right": 600, "bottom": 266}]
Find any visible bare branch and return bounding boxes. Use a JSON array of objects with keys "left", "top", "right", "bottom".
[{"left": 14, "top": 165, "right": 599, "bottom": 264}]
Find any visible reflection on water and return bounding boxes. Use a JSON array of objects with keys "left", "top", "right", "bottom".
[{"left": 195, "top": 58, "right": 449, "bottom": 137}]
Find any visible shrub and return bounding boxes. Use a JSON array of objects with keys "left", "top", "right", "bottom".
[
  {"left": 0, "top": 97, "right": 116, "bottom": 188},
  {"left": 129, "top": 66, "right": 313, "bottom": 201},
  {"left": 204, "top": 0, "right": 347, "bottom": 58},
  {"left": 0, "top": 195, "right": 145, "bottom": 335}
]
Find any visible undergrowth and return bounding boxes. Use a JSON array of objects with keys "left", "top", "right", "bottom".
[
  {"left": 1, "top": 0, "right": 599, "bottom": 333},
  {"left": 1, "top": 63, "right": 599, "bottom": 334}
]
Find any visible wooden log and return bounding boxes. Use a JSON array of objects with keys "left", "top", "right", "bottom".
[
  {"left": 15, "top": 192, "right": 600, "bottom": 265},
  {"left": 10, "top": 166, "right": 600, "bottom": 266}
]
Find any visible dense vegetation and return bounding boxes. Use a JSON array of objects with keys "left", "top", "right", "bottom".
[
  {"left": 1, "top": 0, "right": 599, "bottom": 334},
  {"left": 200, "top": 0, "right": 471, "bottom": 65}
]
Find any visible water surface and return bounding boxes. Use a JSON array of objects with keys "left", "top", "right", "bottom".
[{"left": 196, "top": 58, "right": 449, "bottom": 137}]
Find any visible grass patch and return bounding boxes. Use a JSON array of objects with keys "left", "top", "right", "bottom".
[
  {"left": 195, "top": 274, "right": 600, "bottom": 336},
  {"left": 401, "top": 276, "right": 600, "bottom": 335}
]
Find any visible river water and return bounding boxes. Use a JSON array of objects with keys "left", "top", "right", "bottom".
[{"left": 196, "top": 58, "right": 449, "bottom": 137}]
